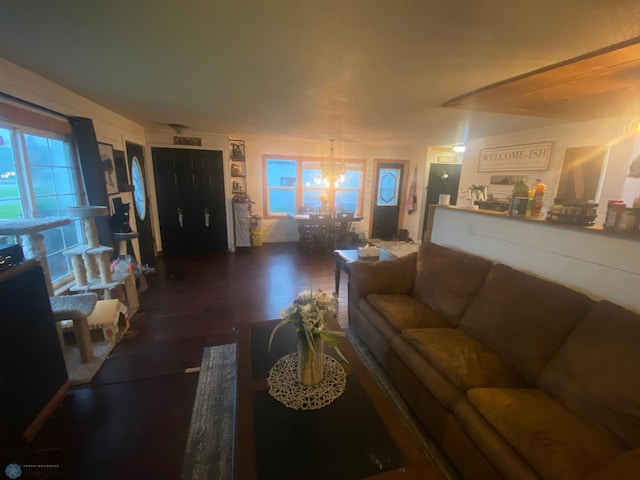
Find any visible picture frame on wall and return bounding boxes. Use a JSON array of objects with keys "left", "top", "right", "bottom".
[
  {"left": 230, "top": 139, "right": 245, "bottom": 160},
  {"left": 113, "top": 149, "right": 133, "bottom": 192},
  {"left": 98, "top": 142, "right": 118, "bottom": 194}
]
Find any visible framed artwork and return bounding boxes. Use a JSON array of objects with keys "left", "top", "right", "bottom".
[
  {"left": 478, "top": 142, "right": 552, "bottom": 172},
  {"left": 490, "top": 175, "right": 526, "bottom": 185},
  {"left": 98, "top": 142, "right": 118, "bottom": 194},
  {"left": 230, "top": 139, "right": 245, "bottom": 160},
  {"left": 113, "top": 149, "right": 131, "bottom": 191}
]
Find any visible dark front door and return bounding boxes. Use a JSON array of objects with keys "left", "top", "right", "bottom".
[
  {"left": 421, "top": 163, "right": 461, "bottom": 240},
  {"left": 371, "top": 161, "right": 406, "bottom": 240},
  {"left": 126, "top": 141, "right": 156, "bottom": 267},
  {"left": 152, "top": 147, "right": 227, "bottom": 256}
]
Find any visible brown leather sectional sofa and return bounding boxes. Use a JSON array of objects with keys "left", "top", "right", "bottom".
[{"left": 348, "top": 242, "right": 640, "bottom": 480}]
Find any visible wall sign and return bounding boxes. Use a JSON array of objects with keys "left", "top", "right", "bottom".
[
  {"left": 478, "top": 142, "right": 552, "bottom": 172},
  {"left": 174, "top": 136, "right": 202, "bottom": 146}
]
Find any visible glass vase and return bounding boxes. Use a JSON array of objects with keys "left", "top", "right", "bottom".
[{"left": 297, "top": 335, "right": 324, "bottom": 386}]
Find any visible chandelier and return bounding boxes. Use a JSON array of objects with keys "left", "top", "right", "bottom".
[{"left": 317, "top": 139, "right": 346, "bottom": 187}]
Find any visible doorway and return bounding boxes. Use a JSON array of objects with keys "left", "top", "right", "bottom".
[
  {"left": 370, "top": 160, "right": 408, "bottom": 240},
  {"left": 126, "top": 141, "right": 155, "bottom": 267},
  {"left": 152, "top": 147, "right": 227, "bottom": 256},
  {"left": 421, "top": 163, "right": 461, "bottom": 241}
]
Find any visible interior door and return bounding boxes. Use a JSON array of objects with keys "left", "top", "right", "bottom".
[
  {"left": 421, "top": 163, "right": 461, "bottom": 240},
  {"left": 371, "top": 161, "right": 406, "bottom": 240},
  {"left": 126, "top": 141, "right": 155, "bottom": 267},
  {"left": 152, "top": 147, "right": 227, "bottom": 256}
]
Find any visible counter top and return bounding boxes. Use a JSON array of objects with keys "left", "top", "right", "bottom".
[{"left": 430, "top": 205, "right": 640, "bottom": 243}]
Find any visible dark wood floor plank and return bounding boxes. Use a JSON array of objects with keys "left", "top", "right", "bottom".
[{"left": 26, "top": 243, "right": 343, "bottom": 479}]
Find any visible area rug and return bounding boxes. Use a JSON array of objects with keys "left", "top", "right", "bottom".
[
  {"left": 181, "top": 331, "right": 459, "bottom": 480},
  {"left": 62, "top": 341, "right": 116, "bottom": 385}
]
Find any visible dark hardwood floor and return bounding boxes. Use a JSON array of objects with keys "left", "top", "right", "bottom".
[{"left": 24, "top": 243, "right": 345, "bottom": 480}]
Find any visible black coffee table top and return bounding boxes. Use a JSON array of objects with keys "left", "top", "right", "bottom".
[{"left": 234, "top": 319, "right": 443, "bottom": 480}]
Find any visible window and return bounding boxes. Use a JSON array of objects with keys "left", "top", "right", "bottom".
[
  {"left": 0, "top": 123, "right": 83, "bottom": 286},
  {"left": 263, "top": 154, "right": 365, "bottom": 217}
]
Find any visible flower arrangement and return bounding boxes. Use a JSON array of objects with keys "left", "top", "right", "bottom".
[{"left": 269, "top": 289, "right": 347, "bottom": 362}]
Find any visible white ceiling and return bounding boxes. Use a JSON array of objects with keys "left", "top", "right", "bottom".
[{"left": 1, "top": 1, "right": 640, "bottom": 148}]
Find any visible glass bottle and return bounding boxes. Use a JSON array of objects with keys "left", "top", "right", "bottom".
[{"left": 510, "top": 178, "right": 529, "bottom": 216}]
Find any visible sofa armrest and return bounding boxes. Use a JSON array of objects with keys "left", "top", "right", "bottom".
[{"left": 349, "top": 252, "right": 418, "bottom": 300}]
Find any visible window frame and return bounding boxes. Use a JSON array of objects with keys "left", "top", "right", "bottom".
[
  {"left": 0, "top": 119, "right": 85, "bottom": 288},
  {"left": 262, "top": 153, "right": 366, "bottom": 219}
]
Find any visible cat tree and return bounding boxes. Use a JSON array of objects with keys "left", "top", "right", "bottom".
[{"left": 64, "top": 206, "right": 138, "bottom": 312}]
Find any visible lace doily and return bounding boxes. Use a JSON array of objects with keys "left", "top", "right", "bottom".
[{"left": 267, "top": 353, "right": 346, "bottom": 410}]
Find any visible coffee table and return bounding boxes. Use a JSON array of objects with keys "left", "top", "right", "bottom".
[
  {"left": 234, "top": 316, "right": 444, "bottom": 480},
  {"left": 334, "top": 248, "right": 395, "bottom": 296}
]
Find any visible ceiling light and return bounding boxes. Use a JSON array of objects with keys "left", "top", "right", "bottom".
[
  {"left": 318, "top": 139, "right": 346, "bottom": 186},
  {"left": 452, "top": 143, "right": 466, "bottom": 153}
]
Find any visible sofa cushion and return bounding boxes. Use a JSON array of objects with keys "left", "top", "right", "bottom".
[
  {"left": 367, "top": 294, "right": 451, "bottom": 331},
  {"left": 538, "top": 301, "right": 640, "bottom": 450},
  {"left": 402, "top": 328, "right": 523, "bottom": 391},
  {"left": 458, "top": 264, "right": 593, "bottom": 385},
  {"left": 349, "top": 252, "right": 418, "bottom": 298},
  {"left": 468, "top": 387, "right": 623, "bottom": 480},
  {"left": 390, "top": 334, "right": 467, "bottom": 409},
  {"left": 412, "top": 243, "right": 494, "bottom": 326}
]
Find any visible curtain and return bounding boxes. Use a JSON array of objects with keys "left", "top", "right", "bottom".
[{"left": 69, "top": 116, "right": 113, "bottom": 249}]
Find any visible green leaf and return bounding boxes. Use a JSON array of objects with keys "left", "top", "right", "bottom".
[{"left": 268, "top": 318, "right": 292, "bottom": 352}]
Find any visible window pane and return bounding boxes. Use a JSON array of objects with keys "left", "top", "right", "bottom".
[
  {"left": 30, "top": 166, "right": 55, "bottom": 196},
  {"left": 335, "top": 190, "right": 359, "bottom": 212},
  {"left": 62, "top": 220, "right": 82, "bottom": 247},
  {"left": 48, "top": 250, "right": 70, "bottom": 282},
  {"left": 302, "top": 189, "right": 327, "bottom": 210},
  {"left": 342, "top": 169, "right": 362, "bottom": 188},
  {"left": 0, "top": 128, "right": 22, "bottom": 218},
  {"left": 268, "top": 189, "right": 295, "bottom": 214},
  {"left": 302, "top": 167, "right": 321, "bottom": 187},
  {"left": 49, "top": 138, "right": 73, "bottom": 167},
  {"left": 24, "top": 134, "right": 51, "bottom": 165},
  {"left": 377, "top": 168, "right": 400, "bottom": 206},
  {"left": 0, "top": 199, "right": 23, "bottom": 219},
  {"left": 43, "top": 227, "right": 65, "bottom": 255},
  {"left": 35, "top": 196, "right": 59, "bottom": 217},
  {"left": 267, "top": 159, "right": 297, "bottom": 187},
  {"left": 52, "top": 166, "right": 75, "bottom": 194}
]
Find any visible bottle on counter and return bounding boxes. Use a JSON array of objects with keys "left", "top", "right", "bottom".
[
  {"left": 510, "top": 178, "right": 530, "bottom": 216},
  {"left": 617, "top": 209, "right": 637, "bottom": 232},
  {"left": 531, "top": 179, "right": 547, "bottom": 217},
  {"left": 604, "top": 200, "right": 626, "bottom": 229}
]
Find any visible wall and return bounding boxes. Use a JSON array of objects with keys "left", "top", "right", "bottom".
[
  {"left": 430, "top": 206, "right": 640, "bottom": 313},
  {"left": 0, "top": 57, "right": 429, "bottom": 253},
  {"left": 236, "top": 135, "right": 423, "bottom": 244},
  {"left": 416, "top": 147, "right": 463, "bottom": 240},
  {"left": 458, "top": 117, "right": 639, "bottom": 222},
  {"left": 0, "top": 58, "right": 147, "bottom": 260}
]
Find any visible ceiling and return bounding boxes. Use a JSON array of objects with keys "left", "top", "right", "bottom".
[
  {"left": 443, "top": 38, "right": 640, "bottom": 121},
  {"left": 1, "top": 1, "right": 640, "bottom": 149}
]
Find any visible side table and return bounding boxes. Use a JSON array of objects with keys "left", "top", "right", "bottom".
[{"left": 333, "top": 248, "right": 394, "bottom": 296}]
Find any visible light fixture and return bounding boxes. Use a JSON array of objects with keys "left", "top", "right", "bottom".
[
  {"left": 168, "top": 123, "right": 188, "bottom": 134},
  {"left": 317, "top": 139, "right": 346, "bottom": 187},
  {"left": 452, "top": 143, "right": 466, "bottom": 153}
]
